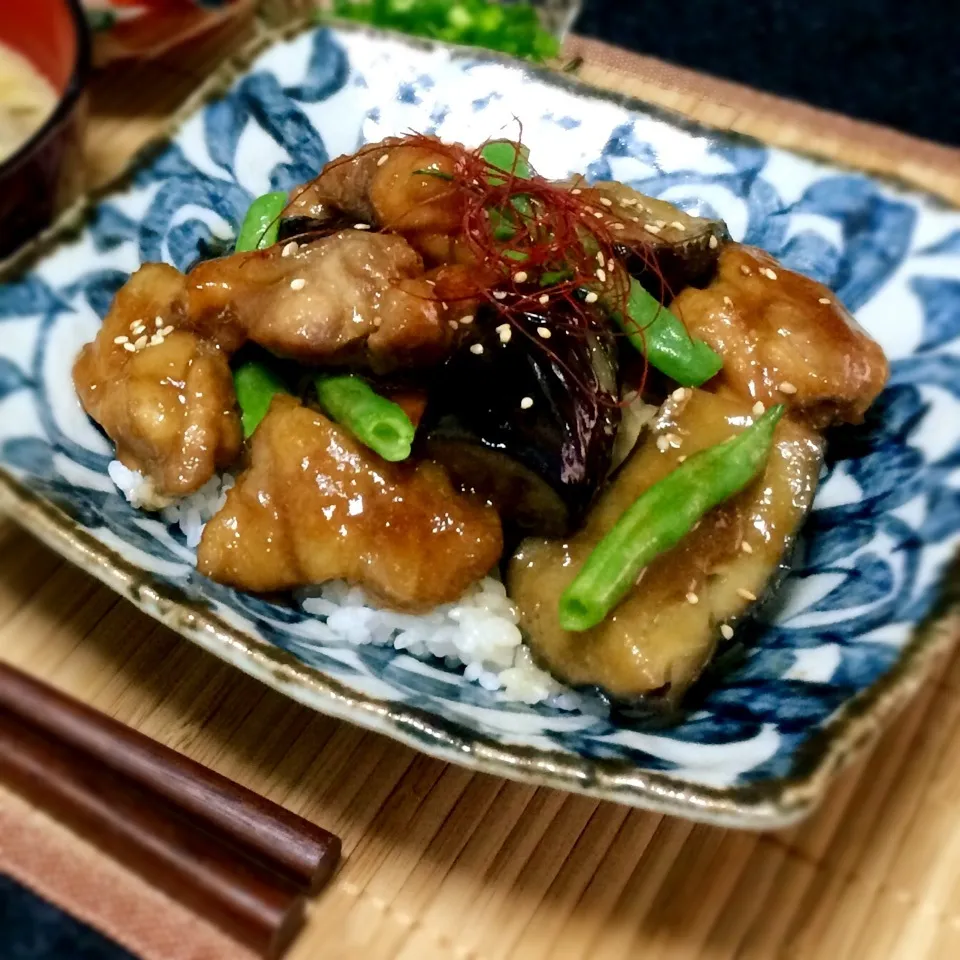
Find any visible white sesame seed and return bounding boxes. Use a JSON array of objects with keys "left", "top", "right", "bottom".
[
  {"left": 677, "top": 454, "right": 687, "bottom": 463},
  {"left": 537, "top": 326, "right": 552, "bottom": 339},
  {"left": 686, "top": 592, "right": 699, "bottom": 605},
  {"left": 655, "top": 220, "right": 666, "bottom": 229},
  {"left": 667, "top": 433, "right": 682, "bottom": 449},
  {"left": 752, "top": 401, "right": 766, "bottom": 415},
  {"left": 113, "top": 336, "right": 128, "bottom": 345},
  {"left": 377, "top": 153, "right": 389, "bottom": 166},
  {"left": 819, "top": 297, "right": 832, "bottom": 304},
  {"left": 492, "top": 291, "right": 507, "bottom": 300},
  {"left": 571, "top": 188, "right": 582, "bottom": 195},
  {"left": 460, "top": 314, "right": 474, "bottom": 325},
  {"left": 131, "top": 323, "right": 145, "bottom": 335},
  {"left": 155, "top": 317, "right": 164, "bottom": 328},
  {"left": 513, "top": 271, "right": 528, "bottom": 283},
  {"left": 737, "top": 587, "right": 758, "bottom": 602},
  {"left": 607, "top": 258, "right": 615, "bottom": 271},
  {"left": 593, "top": 211, "right": 604, "bottom": 219},
  {"left": 599, "top": 197, "right": 613, "bottom": 207},
  {"left": 584, "top": 291, "right": 599, "bottom": 304},
  {"left": 149, "top": 334, "right": 163, "bottom": 346},
  {"left": 612, "top": 222, "right": 625, "bottom": 230},
  {"left": 778, "top": 381, "right": 798, "bottom": 395},
  {"left": 281, "top": 240, "right": 299, "bottom": 257},
  {"left": 656, "top": 435, "right": 671, "bottom": 453},
  {"left": 449, "top": 320, "right": 459, "bottom": 330},
  {"left": 723, "top": 296, "right": 734, "bottom": 308},
  {"left": 161, "top": 326, "right": 174, "bottom": 337},
  {"left": 497, "top": 323, "right": 512, "bottom": 344},
  {"left": 670, "top": 221, "right": 687, "bottom": 232},
  {"left": 538, "top": 294, "right": 550, "bottom": 305},
  {"left": 759, "top": 267, "right": 778, "bottom": 280},
  {"left": 470, "top": 343, "right": 484, "bottom": 355},
  {"left": 644, "top": 224, "right": 662, "bottom": 236},
  {"left": 520, "top": 396, "right": 534, "bottom": 410},
  {"left": 596, "top": 268, "right": 607, "bottom": 282},
  {"left": 134, "top": 335, "right": 147, "bottom": 350},
  {"left": 290, "top": 278, "right": 306, "bottom": 291},
  {"left": 720, "top": 624, "right": 734, "bottom": 640},
  {"left": 353, "top": 223, "right": 371, "bottom": 230},
  {"left": 672, "top": 387, "right": 688, "bottom": 401},
  {"left": 740, "top": 264, "right": 752, "bottom": 275},
  {"left": 741, "top": 541, "right": 754, "bottom": 554},
  {"left": 620, "top": 197, "right": 637, "bottom": 207},
  {"left": 596, "top": 251, "right": 605, "bottom": 267},
  {"left": 123, "top": 342, "right": 136, "bottom": 353},
  {"left": 373, "top": 317, "right": 382, "bottom": 327},
  {"left": 630, "top": 216, "right": 640, "bottom": 222},
  {"left": 709, "top": 234, "right": 719, "bottom": 249}
]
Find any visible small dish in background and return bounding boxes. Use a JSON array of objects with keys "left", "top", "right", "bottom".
[{"left": 0, "top": 0, "right": 89, "bottom": 260}]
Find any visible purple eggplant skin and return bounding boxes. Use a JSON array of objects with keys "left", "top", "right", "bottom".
[{"left": 420, "top": 300, "right": 620, "bottom": 537}]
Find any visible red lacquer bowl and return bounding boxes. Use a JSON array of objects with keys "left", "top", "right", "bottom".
[{"left": 0, "top": 0, "right": 90, "bottom": 260}]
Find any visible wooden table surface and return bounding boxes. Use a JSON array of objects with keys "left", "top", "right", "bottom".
[{"left": 4, "top": 14, "right": 960, "bottom": 960}]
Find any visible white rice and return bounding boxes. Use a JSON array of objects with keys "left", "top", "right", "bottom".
[{"left": 108, "top": 460, "right": 577, "bottom": 706}]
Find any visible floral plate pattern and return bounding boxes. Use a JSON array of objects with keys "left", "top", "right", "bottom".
[{"left": 1, "top": 22, "right": 958, "bottom": 828}]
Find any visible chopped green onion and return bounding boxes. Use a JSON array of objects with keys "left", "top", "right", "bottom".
[
  {"left": 235, "top": 191, "right": 288, "bottom": 253},
  {"left": 327, "top": 0, "right": 560, "bottom": 63},
  {"left": 315, "top": 375, "right": 416, "bottom": 462},
  {"left": 233, "top": 361, "right": 289, "bottom": 438}
]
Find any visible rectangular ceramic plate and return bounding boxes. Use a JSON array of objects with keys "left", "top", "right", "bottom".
[{"left": 2, "top": 21, "right": 959, "bottom": 829}]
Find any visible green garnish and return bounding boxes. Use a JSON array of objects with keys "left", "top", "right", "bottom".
[
  {"left": 558, "top": 405, "right": 786, "bottom": 631},
  {"left": 328, "top": 0, "right": 560, "bottom": 62},
  {"left": 315, "top": 375, "right": 416, "bottom": 462},
  {"left": 610, "top": 278, "right": 723, "bottom": 387},
  {"left": 234, "top": 191, "right": 288, "bottom": 253},
  {"left": 233, "top": 361, "right": 289, "bottom": 438}
]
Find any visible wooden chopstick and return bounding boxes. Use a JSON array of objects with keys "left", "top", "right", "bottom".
[
  {"left": 0, "top": 663, "right": 342, "bottom": 958},
  {"left": 0, "top": 662, "right": 340, "bottom": 892}
]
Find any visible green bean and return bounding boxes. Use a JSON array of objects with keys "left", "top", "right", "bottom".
[
  {"left": 233, "top": 361, "right": 289, "bottom": 438},
  {"left": 558, "top": 404, "right": 785, "bottom": 631},
  {"left": 315, "top": 375, "right": 415, "bottom": 462},
  {"left": 234, "top": 191, "right": 288, "bottom": 252},
  {"left": 610, "top": 278, "right": 723, "bottom": 387}
]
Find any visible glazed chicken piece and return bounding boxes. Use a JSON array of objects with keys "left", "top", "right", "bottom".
[
  {"left": 671, "top": 244, "right": 889, "bottom": 428},
  {"left": 73, "top": 263, "right": 242, "bottom": 500},
  {"left": 197, "top": 396, "right": 503, "bottom": 610},
  {"left": 188, "top": 229, "right": 455, "bottom": 372},
  {"left": 283, "top": 139, "right": 467, "bottom": 264}
]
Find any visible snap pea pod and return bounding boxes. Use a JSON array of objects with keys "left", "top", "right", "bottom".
[
  {"left": 234, "top": 190, "right": 288, "bottom": 252},
  {"left": 315, "top": 375, "right": 415, "bottom": 462},
  {"left": 233, "top": 361, "right": 289, "bottom": 438},
  {"left": 558, "top": 404, "right": 786, "bottom": 632},
  {"left": 610, "top": 278, "right": 723, "bottom": 387}
]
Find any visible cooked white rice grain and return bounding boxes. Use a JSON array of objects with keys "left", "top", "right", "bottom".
[{"left": 110, "top": 463, "right": 577, "bottom": 707}]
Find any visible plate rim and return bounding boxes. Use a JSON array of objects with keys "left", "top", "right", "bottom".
[{"left": 1, "top": 18, "right": 957, "bottom": 829}]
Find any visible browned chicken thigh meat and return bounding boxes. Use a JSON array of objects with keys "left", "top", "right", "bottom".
[
  {"left": 73, "top": 134, "right": 891, "bottom": 702},
  {"left": 197, "top": 396, "right": 502, "bottom": 610}
]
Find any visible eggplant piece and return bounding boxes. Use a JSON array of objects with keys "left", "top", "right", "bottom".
[
  {"left": 507, "top": 388, "right": 824, "bottom": 704},
  {"left": 420, "top": 300, "right": 620, "bottom": 537},
  {"left": 582, "top": 181, "right": 729, "bottom": 300}
]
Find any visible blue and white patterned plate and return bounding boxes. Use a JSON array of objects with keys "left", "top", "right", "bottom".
[{"left": 1, "top": 22, "right": 958, "bottom": 828}]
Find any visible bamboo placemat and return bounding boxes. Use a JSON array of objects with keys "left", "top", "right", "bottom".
[{"left": 4, "top": 16, "right": 960, "bottom": 959}]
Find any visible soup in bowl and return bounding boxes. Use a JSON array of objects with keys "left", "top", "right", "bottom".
[{"left": 0, "top": 0, "right": 88, "bottom": 259}]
